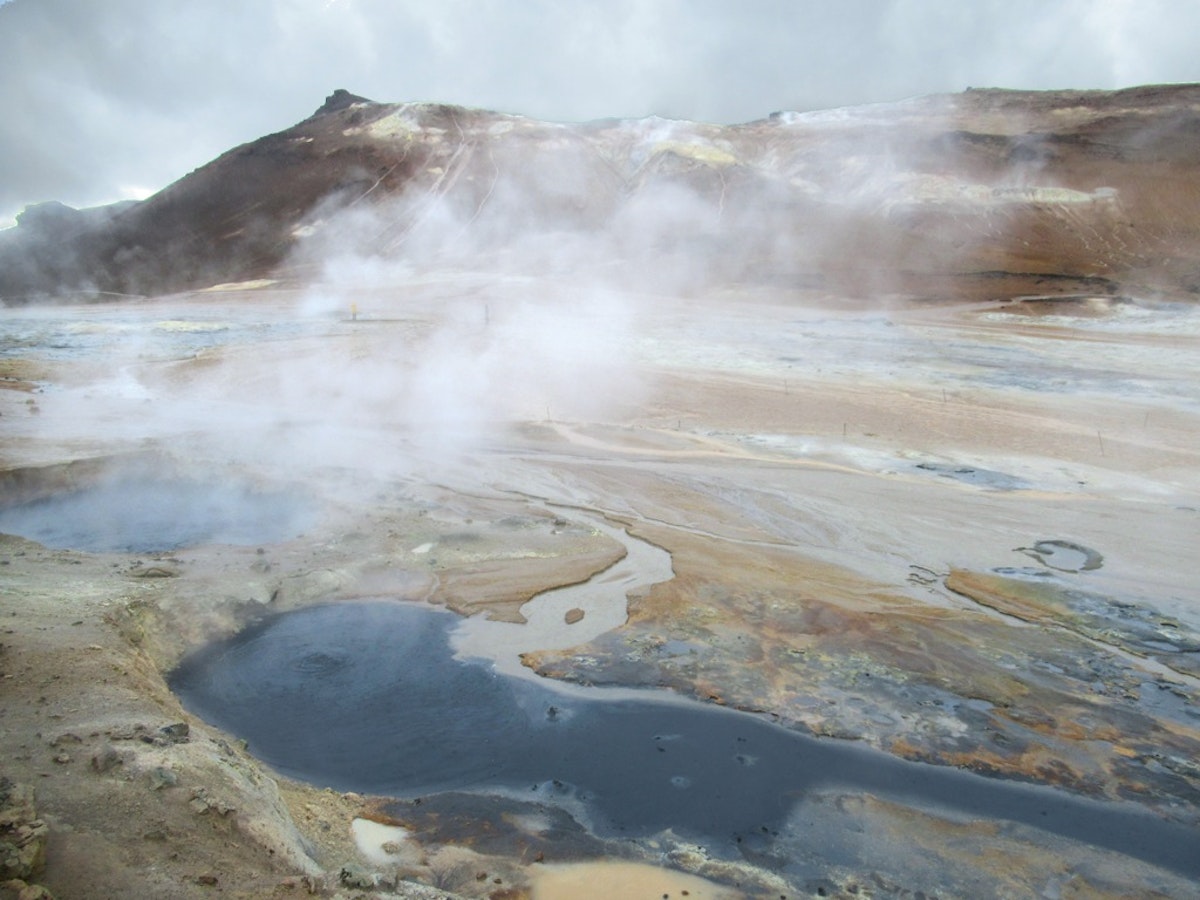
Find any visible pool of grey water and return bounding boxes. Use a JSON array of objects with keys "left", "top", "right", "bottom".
[
  {"left": 0, "top": 473, "right": 313, "bottom": 553},
  {"left": 169, "top": 601, "right": 1200, "bottom": 878}
]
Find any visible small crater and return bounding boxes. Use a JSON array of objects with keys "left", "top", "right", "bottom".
[{"left": 1017, "top": 540, "right": 1103, "bottom": 572}]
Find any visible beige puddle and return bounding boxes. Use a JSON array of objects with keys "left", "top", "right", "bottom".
[{"left": 531, "top": 859, "right": 742, "bottom": 900}]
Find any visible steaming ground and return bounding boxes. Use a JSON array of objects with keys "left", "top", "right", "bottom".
[{"left": 2, "top": 271, "right": 1200, "bottom": 898}]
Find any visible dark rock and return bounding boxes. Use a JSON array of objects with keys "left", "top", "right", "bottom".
[
  {"left": 314, "top": 89, "right": 373, "bottom": 116},
  {"left": 158, "top": 722, "right": 189, "bottom": 744}
]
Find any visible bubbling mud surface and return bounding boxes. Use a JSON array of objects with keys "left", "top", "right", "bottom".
[
  {"left": 0, "top": 470, "right": 314, "bottom": 552},
  {"left": 169, "top": 601, "right": 1200, "bottom": 879}
]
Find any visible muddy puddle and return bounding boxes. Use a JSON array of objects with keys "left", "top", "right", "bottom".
[
  {"left": 169, "top": 600, "right": 1200, "bottom": 880},
  {"left": 0, "top": 467, "right": 314, "bottom": 552},
  {"left": 913, "top": 461, "right": 1028, "bottom": 490}
]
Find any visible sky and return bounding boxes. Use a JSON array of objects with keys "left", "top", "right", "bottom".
[{"left": 1, "top": 0, "right": 1198, "bottom": 226}]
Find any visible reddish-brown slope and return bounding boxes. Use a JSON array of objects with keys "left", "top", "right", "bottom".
[{"left": 2, "top": 84, "right": 1199, "bottom": 303}]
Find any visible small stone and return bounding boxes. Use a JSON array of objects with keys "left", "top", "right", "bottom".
[
  {"left": 148, "top": 767, "right": 178, "bottom": 791},
  {"left": 130, "top": 566, "right": 177, "bottom": 579},
  {"left": 194, "top": 873, "right": 218, "bottom": 886},
  {"left": 188, "top": 788, "right": 236, "bottom": 817},
  {"left": 17, "top": 884, "right": 56, "bottom": 900},
  {"left": 564, "top": 608, "right": 585, "bottom": 625},
  {"left": 158, "top": 722, "right": 189, "bottom": 743},
  {"left": 107, "top": 723, "right": 149, "bottom": 741},
  {"left": 90, "top": 744, "right": 121, "bottom": 774},
  {"left": 338, "top": 863, "right": 374, "bottom": 889},
  {"left": 51, "top": 755, "right": 70, "bottom": 765}
]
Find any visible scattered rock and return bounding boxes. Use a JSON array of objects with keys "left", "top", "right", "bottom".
[
  {"left": 129, "top": 565, "right": 178, "bottom": 579},
  {"left": 90, "top": 744, "right": 121, "bottom": 774},
  {"left": 188, "top": 788, "right": 235, "bottom": 817},
  {"left": 564, "top": 608, "right": 585, "bottom": 625},
  {"left": 147, "top": 767, "right": 178, "bottom": 791},
  {"left": 338, "top": 862, "right": 374, "bottom": 889},
  {"left": 1, "top": 881, "right": 56, "bottom": 900},
  {"left": 0, "top": 778, "right": 48, "bottom": 882},
  {"left": 106, "top": 723, "right": 150, "bottom": 742},
  {"left": 158, "top": 722, "right": 190, "bottom": 744}
]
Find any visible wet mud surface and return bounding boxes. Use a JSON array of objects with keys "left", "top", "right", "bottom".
[
  {"left": 170, "top": 601, "right": 1200, "bottom": 880},
  {"left": 912, "top": 461, "right": 1029, "bottom": 490}
]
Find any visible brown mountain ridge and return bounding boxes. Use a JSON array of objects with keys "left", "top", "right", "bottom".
[{"left": 3, "top": 84, "right": 1200, "bottom": 303}]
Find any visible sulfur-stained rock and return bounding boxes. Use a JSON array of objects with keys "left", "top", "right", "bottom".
[
  {"left": 946, "top": 569, "right": 1200, "bottom": 678},
  {"left": 0, "top": 780, "right": 47, "bottom": 883}
]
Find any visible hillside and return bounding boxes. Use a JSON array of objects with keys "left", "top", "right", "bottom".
[{"left": 4, "top": 84, "right": 1200, "bottom": 303}]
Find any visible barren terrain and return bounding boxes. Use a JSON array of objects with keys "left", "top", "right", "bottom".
[
  {"left": 3, "top": 86, "right": 1200, "bottom": 899},
  {"left": 3, "top": 275, "right": 1199, "bottom": 898}
]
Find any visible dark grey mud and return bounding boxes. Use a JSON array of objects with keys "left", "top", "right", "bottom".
[{"left": 169, "top": 601, "right": 1200, "bottom": 878}]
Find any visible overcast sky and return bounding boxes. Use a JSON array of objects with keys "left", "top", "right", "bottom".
[{"left": 1, "top": 0, "right": 1198, "bottom": 226}]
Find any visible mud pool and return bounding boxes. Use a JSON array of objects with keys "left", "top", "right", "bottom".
[
  {"left": 169, "top": 601, "right": 1200, "bottom": 879},
  {"left": 0, "top": 469, "right": 313, "bottom": 552}
]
